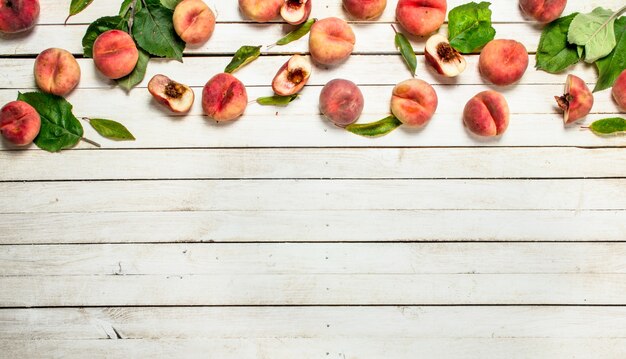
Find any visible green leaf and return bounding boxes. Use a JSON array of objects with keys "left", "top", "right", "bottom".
[
  {"left": 536, "top": 13, "right": 581, "bottom": 73},
  {"left": 594, "top": 16, "right": 626, "bottom": 92},
  {"left": 276, "top": 18, "right": 316, "bottom": 46},
  {"left": 120, "top": 0, "right": 143, "bottom": 18},
  {"left": 225, "top": 46, "right": 262, "bottom": 73},
  {"left": 394, "top": 31, "right": 417, "bottom": 77},
  {"left": 568, "top": 7, "right": 619, "bottom": 63},
  {"left": 448, "top": 1, "right": 496, "bottom": 53},
  {"left": 133, "top": 0, "right": 185, "bottom": 61},
  {"left": 17, "top": 92, "right": 83, "bottom": 152},
  {"left": 69, "top": 0, "right": 94, "bottom": 17},
  {"left": 345, "top": 115, "right": 403, "bottom": 138},
  {"left": 160, "top": 0, "right": 181, "bottom": 10},
  {"left": 588, "top": 117, "right": 626, "bottom": 136},
  {"left": 89, "top": 119, "right": 136, "bottom": 141},
  {"left": 82, "top": 16, "right": 128, "bottom": 58},
  {"left": 256, "top": 95, "right": 299, "bottom": 106},
  {"left": 116, "top": 48, "right": 150, "bottom": 91}
]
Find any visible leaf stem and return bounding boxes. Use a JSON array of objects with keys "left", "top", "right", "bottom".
[
  {"left": 81, "top": 137, "right": 101, "bottom": 148},
  {"left": 391, "top": 24, "right": 399, "bottom": 35},
  {"left": 128, "top": 0, "right": 139, "bottom": 32}
]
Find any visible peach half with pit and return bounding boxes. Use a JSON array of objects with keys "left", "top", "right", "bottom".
[
  {"left": 148, "top": 75, "right": 195, "bottom": 113},
  {"left": 272, "top": 55, "right": 312, "bottom": 96},
  {"left": 280, "top": 0, "right": 312, "bottom": 25},
  {"left": 555, "top": 74, "right": 594, "bottom": 125}
]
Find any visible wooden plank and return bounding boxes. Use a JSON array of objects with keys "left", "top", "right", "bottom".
[
  {"left": 42, "top": 0, "right": 625, "bottom": 24},
  {"left": 3, "top": 243, "right": 626, "bottom": 276},
  {"left": 0, "top": 56, "right": 603, "bottom": 88},
  {"left": 0, "top": 23, "right": 543, "bottom": 56},
  {"left": 2, "top": 338, "right": 625, "bottom": 359},
  {"left": 1, "top": 179, "right": 624, "bottom": 214},
  {"left": 1, "top": 148, "right": 624, "bottom": 181},
  {"left": 0, "top": 210, "right": 623, "bottom": 244},
  {"left": 3, "top": 306, "right": 626, "bottom": 339},
  {"left": 2, "top": 273, "right": 626, "bottom": 306}
]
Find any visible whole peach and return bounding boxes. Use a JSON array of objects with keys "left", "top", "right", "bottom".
[
  {"left": 396, "top": 0, "right": 446, "bottom": 36},
  {"left": 319, "top": 79, "right": 364, "bottom": 127},
  {"left": 0, "top": 0, "right": 39, "bottom": 34},
  {"left": 519, "top": 0, "right": 567, "bottom": 23},
  {"left": 0, "top": 101, "right": 41, "bottom": 146},
  {"left": 479, "top": 39, "right": 528, "bottom": 86},
  {"left": 463, "top": 91, "right": 510, "bottom": 137},
  {"left": 202, "top": 73, "right": 248, "bottom": 121},
  {"left": 239, "top": 0, "right": 282, "bottom": 22},
  {"left": 309, "top": 17, "right": 356, "bottom": 66},
  {"left": 343, "top": 0, "right": 387, "bottom": 20},
  {"left": 93, "top": 30, "right": 139, "bottom": 80},
  {"left": 173, "top": 0, "right": 216, "bottom": 45},
  {"left": 34, "top": 48, "right": 81, "bottom": 96},
  {"left": 612, "top": 69, "right": 626, "bottom": 111},
  {"left": 390, "top": 79, "right": 438, "bottom": 128}
]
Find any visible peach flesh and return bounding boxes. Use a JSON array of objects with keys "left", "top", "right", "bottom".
[
  {"left": 343, "top": 0, "right": 387, "bottom": 20},
  {"left": 479, "top": 39, "right": 529, "bottom": 86},
  {"left": 272, "top": 55, "right": 312, "bottom": 96},
  {"left": 519, "top": 0, "right": 567, "bottom": 23},
  {"left": 281, "top": 0, "right": 312, "bottom": 25},
  {"left": 425, "top": 34, "right": 466, "bottom": 77},
  {"left": 173, "top": 0, "right": 216, "bottom": 45},
  {"left": 34, "top": 48, "right": 81, "bottom": 96},
  {"left": 612, "top": 70, "right": 626, "bottom": 112},
  {"left": 202, "top": 73, "right": 248, "bottom": 122},
  {"left": 148, "top": 75, "right": 195, "bottom": 113},
  {"left": 0, "top": 100, "right": 41, "bottom": 146},
  {"left": 555, "top": 74, "right": 594, "bottom": 125},
  {"left": 463, "top": 90, "right": 510, "bottom": 137},
  {"left": 0, "top": 0, "right": 39, "bottom": 34},
  {"left": 93, "top": 30, "right": 139, "bottom": 80},
  {"left": 396, "top": 0, "right": 447, "bottom": 37},
  {"left": 390, "top": 79, "right": 438, "bottom": 128},
  {"left": 309, "top": 17, "right": 355, "bottom": 66},
  {"left": 239, "top": 0, "right": 283, "bottom": 22},
  {"left": 319, "top": 79, "right": 364, "bottom": 127}
]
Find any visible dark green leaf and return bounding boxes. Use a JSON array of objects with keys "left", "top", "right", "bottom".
[
  {"left": 82, "top": 16, "right": 128, "bottom": 58},
  {"left": 69, "top": 0, "right": 94, "bottom": 17},
  {"left": 120, "top": 0, "right": 143, "bottom": 18},
  {"left": 133, "top": 0, "right": 185, "bottom": 61},
  {"left": 276, "top": 19, "right": 316, "bottom": 46},
  {"left": 448, "top": 1, "right": 496, "bottom": 53},
  {"left": 256, "top": 94, "right": 299, "bottom": 106},
  {"left": 536, "top": 13, "right": 581, "bottom": 73},
  {"left": 160, "top": 0, "right": 181, "bottom": 10},
  {"left": 346, "top": 115, "right": 403, "bottom": 138},
  {"left": 17, "top": 92, "right": 83, "bottom": 152},
  {"left": 594, "top": 16, "right": 626, "bottom": 92},
  {"left": 394, "top": 32, "right": 417, "bottom": 77},
  {"left": 116, "top": 48, "right": 150, "bottom": 91},
  {"left": 225, "top": 46, "right": 262, "bottom": 73},
  {"left": 588, "top": 117, "right": 626, "bottom": 136},
  {"left": 89, "top": 119, "right": 136, "bottom": 141}
]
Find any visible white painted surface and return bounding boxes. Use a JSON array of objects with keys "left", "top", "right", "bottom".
[{"left": 0, "top": 0, "right": 625, "bottom": 357}]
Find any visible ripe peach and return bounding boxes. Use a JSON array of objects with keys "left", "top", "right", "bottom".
[
  {"left": 202, "top": 73, "right": 248, "bottom": 122},
  {"left": 173, "top": 0, "right": 215, "bottom": 45},
  {"left": 463, "top": 91, "right": 510, "bottom": 137},
  {"left": 396, "top": 0, "right": 446, "bottom": 37},
  {"left": 425, "top": 34, "right": 466, "bottom": 77},
  {"left": 34, "top": 48, "right": 81, "bottom": 97},
  {"left": 319, "top": 79, "right": 364, "bottom": 127},
  {"left": 272, "top": 54, "right": 312, "bottom": 96},
  {"left": 0, "top": 0, "right": 39, "bottom": 34},
  {"left": 479, "top": 39, "right": 528, "bottom": 86},
  {"left": 309, "top": 17, "right": 355, "bottom": 66},
  {"left": 281, "top": 0, "right": 312, "bottom": 25},
  {"left": 343, "top": 0, "right": 387, "bottom": 20},
  {"left": 612, "top": 69, "right": 626, "bottom": 111},
  {"left": 555, "top": 74, "right": 594, "bottom": 125},
  {"left": 0, "top": 101, "right": 40, "bottom": 146},
  {"left": 93, "top": 30, "right": 139, "bottom": 80},
  {"left": 390, "top": 79, "right": 438, "bottom": 128},
  {"left": 519, "top": 0, "right": 567, "bottom": 23},
  {"left": 148, "top": 75, "right": 195, "bottom": 113},
  {"left": 239, "top": 0, "right": 282, "bottom": 22}
]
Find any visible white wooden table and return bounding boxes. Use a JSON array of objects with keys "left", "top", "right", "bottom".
[{"left": 1, "top": 0, "right": 626, "bottom": 357}]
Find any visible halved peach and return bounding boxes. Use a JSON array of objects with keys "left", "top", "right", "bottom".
[
  {"left": 148, "top": 74, "right": 195, "bottom": 113},
  {"left": 272, "top": 55, "right": 312, "bottom": 96},
  {"left": 281, "top": 0, "right": 312, "bottom": 25}
]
